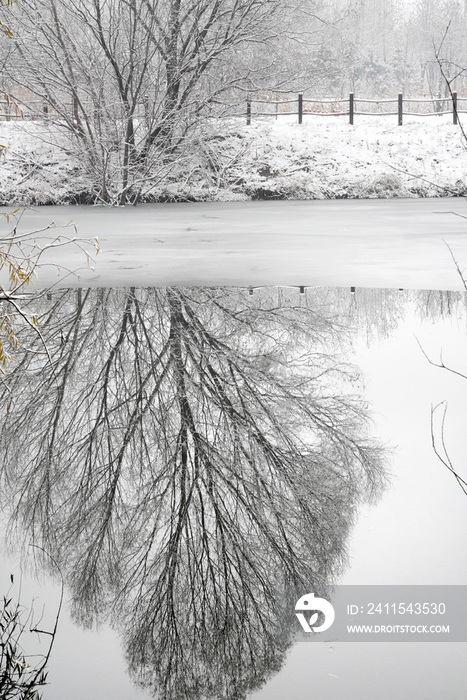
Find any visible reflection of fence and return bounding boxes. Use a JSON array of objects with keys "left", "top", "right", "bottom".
[{"left": 246, "top": 93, "right": 466, "bottom": 126}]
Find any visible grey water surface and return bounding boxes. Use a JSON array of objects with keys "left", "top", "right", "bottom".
[{"left": 1, "top": 286, "right": 466, "bottom": 700}]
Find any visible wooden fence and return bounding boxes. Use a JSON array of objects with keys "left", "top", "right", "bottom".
[
  {"left": 1, "top": 92, "right": 465, "bottom": 126},
  {"left": 0, "top": 98, "right": 57, "bottom": 120},
  {"left": 246, "top": 93, "right": 466, "bottom": 126}
]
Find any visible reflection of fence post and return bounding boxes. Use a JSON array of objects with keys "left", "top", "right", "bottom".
[
  {"left": 398, "top": 93, "right": 403, "bottom": 126},
  {"left": 298, "top": 92, "right": 303, "bottom": 124},
  {"left": 246, "top": 95, "right": 251, "bottom": 125},
  {"left": 349, "top": 93, "right": 354, "bottom": 125},
  {"left": 43, "top": 103, "right": 48, "bottom": 116},
  {"left": 453, "top": 91, "right": 458, "bottom": 126}
]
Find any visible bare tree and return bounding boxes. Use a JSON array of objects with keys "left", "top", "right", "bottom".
[
  {"left": 0, "top": 209, "right": 98, "bottom": 378},
  {"left": 0, "top": 287, "right": 386, "bottom": 699},
  {"left": 430, "top": 402, "right": 467, "bottom": 496},
  {"left": 416, "top": 248, "right": 467, "bottom": 496},
  {"left": 1, "top": 554, "right": 62, "bottom": 700}
]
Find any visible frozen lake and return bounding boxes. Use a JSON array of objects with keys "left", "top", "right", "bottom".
[{"left": 5, "top": 197, "right": 467, "bottom": 290}]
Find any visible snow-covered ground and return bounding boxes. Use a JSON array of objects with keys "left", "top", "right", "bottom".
[{"left": 1, "top": 114, "right": 467, "bottom": 204}]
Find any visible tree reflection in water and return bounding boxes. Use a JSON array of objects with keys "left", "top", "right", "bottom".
[{"left": 0, "top": 287, "right": 386, "bottom": 700}]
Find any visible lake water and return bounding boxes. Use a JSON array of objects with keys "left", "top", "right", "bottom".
[{"left": 1, "top": 285, "right": 466, "bottom": 699}]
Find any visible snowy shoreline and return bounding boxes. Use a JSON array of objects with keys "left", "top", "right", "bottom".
[{"left": 1, "top": 115, "right": 467, "bottom": 205}]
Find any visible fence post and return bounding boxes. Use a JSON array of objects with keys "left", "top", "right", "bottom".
[
  {"left": 298, "top": 92, "right": 303, "bottom": 124},
  {"left": 398, "top": 93, "right": 403, "bottom": 126},
  {"left": 43, "top": 103, "right": 48, "bottom": 116},
  {"left": 453, "top": 91, "right": 458, "bottom": 126},
  {"left": 349, "top": 93, "right": 354, "bottom": 125},
  {"left": 72, "top": 94, "right": 79, "bottom": 124},
  {"left": 246, "top": 95, "right": 251, "bottom": 125}
]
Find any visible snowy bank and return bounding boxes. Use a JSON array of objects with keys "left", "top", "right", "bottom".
[{"left": 1, "top": 115, "right": 467, "bottom": 205}]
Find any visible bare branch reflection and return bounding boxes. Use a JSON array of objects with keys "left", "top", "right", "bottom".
[{"left": 0, "top": 287, "right": 386, "bottom": 700}]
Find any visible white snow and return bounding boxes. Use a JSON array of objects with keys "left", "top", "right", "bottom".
[{"left": 1, "top": 114, "right": 467, "bottom": 204}]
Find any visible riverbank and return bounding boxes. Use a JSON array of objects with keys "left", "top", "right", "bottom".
[{"left": 1, "top": 115, "right": 466, "bottom": 205}]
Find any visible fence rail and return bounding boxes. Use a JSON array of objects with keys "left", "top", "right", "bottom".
[{"left": 246, "top": 92, "right": 465, "bottom": 126}]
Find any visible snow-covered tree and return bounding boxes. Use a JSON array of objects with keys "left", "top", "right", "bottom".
[{"left": 4, "top": 0, "right": 282, "bottom": 204}]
